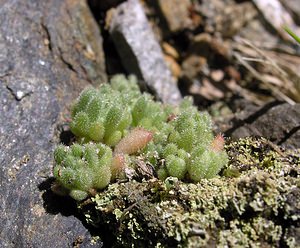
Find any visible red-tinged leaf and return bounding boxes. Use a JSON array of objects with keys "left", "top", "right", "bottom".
[
  {"left": 211, "top": 134, "right": 225, "bottom": 152},
  {"left": 114, "top": 128, "right": 153, "bottom": 155},
  {"left": 111, "top": 153, "right": 126, "bottom": 180}
]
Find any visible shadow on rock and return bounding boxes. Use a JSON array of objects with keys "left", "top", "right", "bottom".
[
  {"left": 38, "top": 178, "right": 105, "bottom": 247},
  {"left": 38, "top": 178, "right": 78, "bottom": 216}
]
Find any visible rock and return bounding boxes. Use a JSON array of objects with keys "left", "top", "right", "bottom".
[
  {"left": 225, "top": 102, "right": 300, "bottom": 149},
  {"left": 44, "top": 0, "right": 107, "bottom": 85},
  {"left": 162, "top": 42, "right": 181, "bottom": 79},
  {"left": 162, "top": 42, "right": 180, "bottom": 60},
  {"left": 252, "top": 0, "right": 300, "bottom": 40},
  {"left": 164, "top": 54, "right": 182, "bottom": 79},
  {"left": 198, "top": 0, "right": 256, "bottom": 37},
  {"left": 0, "top": 0, "right": 106, "bottom": 247},
  {"left": 108, "top": 0, "right": 182, "bottom": 105},
  {"left": 153, "top": 0, "right": 193, "bottom": 33},
  {"left": 215, "top": 2, "right": 257, "bottom": 38},
  {"left": 281, "top": 0, "right": 300, "bottom": 24}
]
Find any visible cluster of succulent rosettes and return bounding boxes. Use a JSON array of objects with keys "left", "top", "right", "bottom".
[
  {"left": 70, "top": 74, "right": 167, "bottom": 145},
  {"left": 145, "top": 106, "right": 228, "bottom": 182},
  {"left": 53, "top": 143, "right": 112, "bottom": 201},
  {"left": 53, "top": 74, "right": 228, "bottom": 201}
]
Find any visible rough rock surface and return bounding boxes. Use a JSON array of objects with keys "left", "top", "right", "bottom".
[
  {"left": 225, "top": 102, "right": 300, "bottom": 149},
  {"left": 108, "top": 0, "right": 182, "bottom": 105},
  {"left": 0, "top": 0, "right": 106, "bottom": 247}
]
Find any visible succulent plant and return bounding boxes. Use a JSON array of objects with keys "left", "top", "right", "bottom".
[
  {"left": 145, "top": 101, "right": 228, "bottom": 181},
  {"left": 52, "top": 143, "right": 112, "bottom": 201},
  {"left": 53, "top": 74, "right": 228, "bottom": 200},
  {"left": 70, "top": 76, "right": 134, "bottom": 146}
]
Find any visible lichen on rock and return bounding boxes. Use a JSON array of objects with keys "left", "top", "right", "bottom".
[{"left": 80, "top": 137, "right": 299, "bottom": 247}]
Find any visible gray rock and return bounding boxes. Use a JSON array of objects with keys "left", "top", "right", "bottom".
[
  {"left": 109, "top": 0, "right": 182, "bottom": 105},
  {"left": 282, "top": 0, "right": 300, "bottom": 23},
  {"left": 226, "top": 102, "right": 300, "bottom": 149},
  {"left": 0, "top": 0, "right": 106, "bottom": 247}
]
